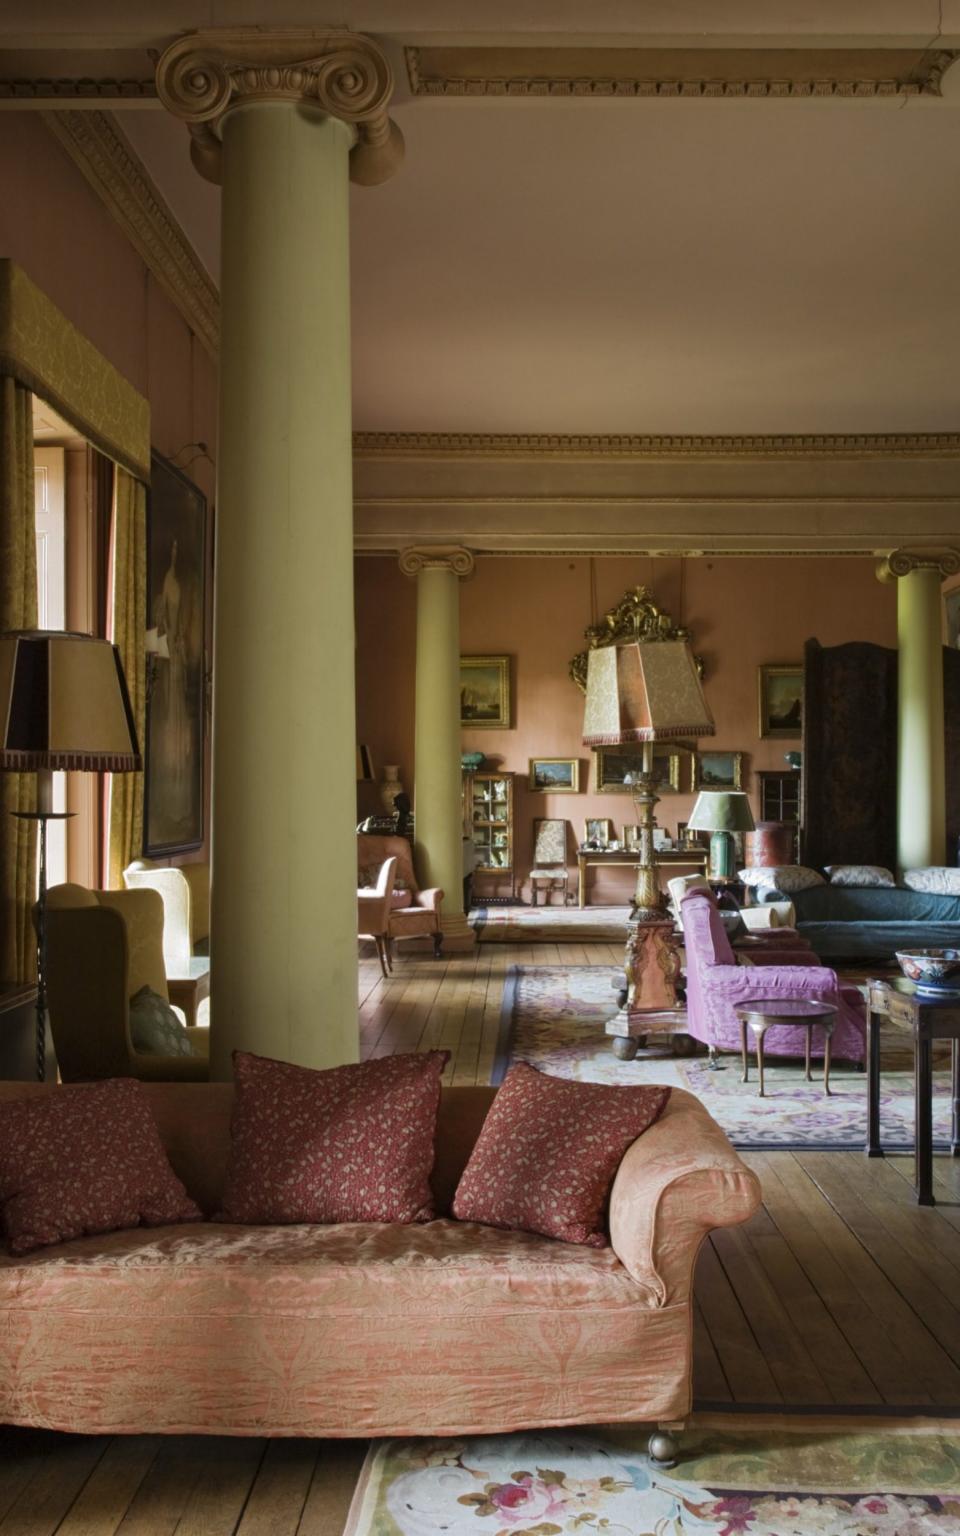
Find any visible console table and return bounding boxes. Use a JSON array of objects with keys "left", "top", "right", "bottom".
[
  {"left": 167, "top": 958, "right": 211, "bottom": 1030},
  {"left": 866, "top": 976, "right": 960, "bottom": 1206},
  {"left": 576, "top": 847, "right": 708, "bottom": 907}
]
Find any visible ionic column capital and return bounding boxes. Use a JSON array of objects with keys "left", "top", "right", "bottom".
[
  {"left": 876, "top": 546, "right": 960, "bottom": 583},
  {"left": 155, "top": 29, "right": 403, "bottom": 187},
  {"left": 399, "top": 545, "right": 475, "bottom": 579}
]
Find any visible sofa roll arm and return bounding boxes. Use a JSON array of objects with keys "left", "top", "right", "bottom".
[
  {"left": 418, "top": 886, "right": 444, "bottom": 912},
  {"left": 608, "top": 1088, "right": 761, "bottom": 1307}
]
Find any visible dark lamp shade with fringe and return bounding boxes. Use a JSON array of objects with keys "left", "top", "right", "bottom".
[{"left": 0, "top": 630, "right": 141, "bottom": 773}]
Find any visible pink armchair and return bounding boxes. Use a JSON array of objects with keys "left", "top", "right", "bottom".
[
  {"left": 357, "top": 834, "right": 444, "bottom": 958},
  {"left": 680, "top": 889, "right": 865, "bottom": 1064}
]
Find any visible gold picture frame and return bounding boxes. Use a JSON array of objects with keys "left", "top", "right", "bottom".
[
  {"left": 595, "top": 745, "right": 682, "bottom": 793},
  {"left": 759, "top": 665, "right": 803, "bottom": 739},
  {"left": 460, "top": 655, "right": 510, "bottom": 728},
  {"left": 583, "top": 817, "right": 614, "bottom": 847},
  {"left": 694, "top": 750, "right": 744, "bottom": 791},
  {"left": 528, "top": 757, "right": 580, "bottom": 792}
]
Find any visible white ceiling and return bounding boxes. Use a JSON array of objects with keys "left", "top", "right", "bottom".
[{"left": 12, "top": 0, "right": 960, "bottom": 436}]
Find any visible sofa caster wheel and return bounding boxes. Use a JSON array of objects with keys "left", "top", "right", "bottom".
[
  {"left": 612, "top": 1036, "right": 639, "bottom": 1060},
  {"left": 648, "top": 1430, "right": 678, "bottom": 1468}
]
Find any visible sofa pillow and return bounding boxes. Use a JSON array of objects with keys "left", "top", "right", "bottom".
[
  {"left": 0, "top": 1078, "right": 201, "bottom": 1255},
  {"left": 739, "top": 865, "right": 825, "bottom": 894},
  {"left": 903, "top": 867, "right": 960, "bottom": 896},
  {"left": 129, "top": 985, "right": 195, "bottom": 1056},
  {"left": 452, "top": 1064, "right": 670, "bottom": 1247},
  {"left": 825, "top": 864, "right": 896, "bottom": 889},
  {"left": 217, "top": 1049, "right": 449, "bottom": 1225}
]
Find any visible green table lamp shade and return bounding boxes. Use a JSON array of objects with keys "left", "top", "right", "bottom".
[{"left": 687, "top": 790, "right": 756, "bottom": 881}]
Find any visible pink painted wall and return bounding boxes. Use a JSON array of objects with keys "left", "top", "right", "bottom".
[
  {"left": 0, "top": 113, "right": 217, "bottom": 867},
  {"left": 355, "top": 554, "right": 897, "bottom": 903}
]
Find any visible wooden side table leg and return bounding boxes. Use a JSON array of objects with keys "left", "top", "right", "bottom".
[
  {"left": 951, "top": 1039, "right": 959, "bottom": 1157},
  {"left": 823, "top": 1030, "right": 832, "bottom": 1096},
  {"left": 915, "top": 1034, "right": 934, "bottom": 1206},
  {"left": 740, "top": 1021, "right": 749, "bottom": 1083},
  {"left": 866, "top": 1005, "right": 883, "bottom": 1158},
  {"left": 578, "top": 863, "right": 585, "bottom": 909},
  {"left": 804, "top": 1026, "right": 812, "bottom": 1083},
  {"left": 756, "top": 1027, "right": 767, "bottom": 1098}
]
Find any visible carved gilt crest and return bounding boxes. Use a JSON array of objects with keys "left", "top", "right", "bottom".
[{"left": 569, "top": 585, "right": 702, "bottom": 693}]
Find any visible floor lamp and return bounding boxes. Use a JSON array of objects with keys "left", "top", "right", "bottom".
[
  {"left": 0, "top": 631, "right": 141, "bottom": 1080},
  {"left": 582, "top": 638, "right": 714, "bottom": 1056}
]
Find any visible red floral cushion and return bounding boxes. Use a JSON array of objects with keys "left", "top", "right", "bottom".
[
  {"left": 452, "top": 1064, "right": 670, "bottom": 1246},
  {"left": 217, "top": 1049, "right": 449, "bottom": 1225},
  {"left": 0, "top": 1079, "right": 201, "bottom": 1255}
]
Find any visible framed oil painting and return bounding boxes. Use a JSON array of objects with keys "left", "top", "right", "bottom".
[
  {"left": 694, "top": 750, "right": 744, "bottom": 791},
  {"left": 143, "top": 451, "right": 207, "bottom": 855},
  {"left": 460, "top": 655, "right": 510, "bottom": 728},
  {"left": 759, "top": 665, "right": 803, "bottom": 739},
  {"left": 595, "top": 745, "right": 682, "bottom": 793},
  {"left": 528, "top": 757, "right": 579, "bottom": 792},
  {"left": 583, "top": 817, "right": 614, "bottom": 848}
]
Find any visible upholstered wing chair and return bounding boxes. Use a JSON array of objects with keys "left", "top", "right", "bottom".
[
  {"left": 357, "top": 834, "right": 444, "bottom": 957},
  {"left": 123, "top": 859, "right": 210, "bottom": 970},
  {"left": 358, "top": 855, "right": 398, "bottom": 978},
  {"left": 680, "top": 888, "right": 865, "bottom": 1064},
  {"left": 44, "top": 884, "right": 209, "bottom": 1082}
]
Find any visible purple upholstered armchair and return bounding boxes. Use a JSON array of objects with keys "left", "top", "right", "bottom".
[{"left": 680, "top": 889, "right": 865, "bottom": 1064}]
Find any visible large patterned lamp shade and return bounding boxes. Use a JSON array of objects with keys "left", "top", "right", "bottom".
[{"left": 582, "top": 639, "right": 715, "bottom": 746}]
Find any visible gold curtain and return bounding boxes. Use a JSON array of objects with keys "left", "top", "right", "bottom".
[
  {"left": 107, "top": 468, "right": 146, "bottom": 889},
  {"left": 0, "top": 377, "right": 39, "bottom": 983}
]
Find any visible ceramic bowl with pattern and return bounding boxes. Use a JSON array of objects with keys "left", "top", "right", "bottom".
[{"left": 895, "top": 948, "right": 960, "bottom": 986}]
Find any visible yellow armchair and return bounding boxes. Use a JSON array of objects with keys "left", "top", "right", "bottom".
[
  {"left": 44, "top": 883, "right": 209, "bottom": 1083},
  {"left": 123, "top": 859, "right": 210, "bottom": 970}
]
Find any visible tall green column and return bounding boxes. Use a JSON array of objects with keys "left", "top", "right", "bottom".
[
  {"left": 157, "top": 31, "right": 403, "bottom": 1075},
  {"left": 400, "top": 547, "right": 476, "bottom": 952},
  {"left": 879, "top": 548, "right": 960, "bottom": 872}
]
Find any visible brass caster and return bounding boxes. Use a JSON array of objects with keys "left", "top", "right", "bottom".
[
  {"left": 648, "top": 1429, "right": 678, "bottom": 1468},
  {"left": 611, "top": 1036, "right": 639, "bottom": 1061}
]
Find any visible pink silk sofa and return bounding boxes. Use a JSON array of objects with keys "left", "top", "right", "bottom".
[
  {"left": 681, "top": 888, "right": 866, "bottom": 1063},
  {"left": 0, "top": 1079, "right": 759, "bottom": 1452}
]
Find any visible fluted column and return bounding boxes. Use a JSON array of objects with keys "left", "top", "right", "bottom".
[
  {"left": 157, "top": 33, "right": 402, "bottom": 1076},
  {"left": 878, "top": 548, "right": 960, "bottom": 872},
  {"left": 400, "top": 547, "right": 476, "bottom": 952}
]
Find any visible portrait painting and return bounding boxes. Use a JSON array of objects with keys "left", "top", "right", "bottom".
[
  {"left": 528, "top": 757, "right": 579, "bottom": 792},
  {"left": 759, "top": 665, "right": 803, "bottom": 739},
  {"left": 584, "top": 818, "right": 614, "bottom": 847},
  {"left": 143, "top": 452, "right": 206, "bottom": 855},
  {"left": 695, "top": 750, "right": 744, "bottom": 791},
  {"left": 460, "top": 655, "right": 510, "bottom": 727}
]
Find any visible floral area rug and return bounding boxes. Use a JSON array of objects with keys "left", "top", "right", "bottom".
[
  {"left": 469, "top": 906, "right": 632, "bottom": 942},
  {"left": 346, "top": 1418, "right": 960, "bottom": 1536},
  {"left": 495, "top": 966, "right": 953, "bottom": 1150}
]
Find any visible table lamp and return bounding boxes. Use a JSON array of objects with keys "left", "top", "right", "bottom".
[
  {"left": 0, "top": 630, "right": 141, "bottom": 1080},
  {"left": 582, "top": 638, "right": 714, "bottom": 918},
  {"left": 687, "top": 789, "right": 755, "bottom": 881}
]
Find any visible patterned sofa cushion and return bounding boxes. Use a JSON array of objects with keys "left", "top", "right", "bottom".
[
  {"left": 739, "top": 865, "right": 825, "bottom": 894},
  {"left": 825, "top": 864, "right": 896, "bottom": 888},
  {"left": 903, "top": 867, "right": 960, "bottom": 896}
]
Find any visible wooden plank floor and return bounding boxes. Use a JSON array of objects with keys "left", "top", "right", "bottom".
[{"left": 8, "top": 937, "right": 959, "bottom": 1534}]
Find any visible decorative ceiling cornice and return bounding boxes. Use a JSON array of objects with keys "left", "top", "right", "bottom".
[
  {"left": 0, "top": 77, "right": 156, "bottom": 105},
  {"left": 406, "top": 44, "right": 958, "bottom": 100},
  {"left": 353, "top": 431, "right": 960, "bottom": 459},
  {"left": 40, "top": 110, "right": 219, "bottom": 359}
]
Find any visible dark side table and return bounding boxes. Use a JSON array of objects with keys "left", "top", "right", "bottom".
[{"left": 866, "top": 977, "right": 960, "bottom": 1206}]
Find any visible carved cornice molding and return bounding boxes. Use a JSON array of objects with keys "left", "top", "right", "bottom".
[
  {"left": 399, "top": 545, "right": 475, "bottom": 577},
  {"left": 353, "top": 431, "right": 960, "bottom": 460},
  {"left": 156, "top": 29, "right": 403, "bottom": 187},
  {"left": 41, "top": 110, "right": 219, "bottom": 359},
  {"left": 406, "top": 44, "right": 958, "bottom": 100},
  {"left": 876, "top": 547, "right": 960, "bottom": 582},
  {"left": 0, "top": 77, "right": 156, "bottom": 106}
]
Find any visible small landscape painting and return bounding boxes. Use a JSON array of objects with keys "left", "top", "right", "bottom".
[
  {"left": 528, "top": 757, "right": 579, "bottom": 792},
  {"left": 595, "top": 746, "right": 682, "bottom": 793},
  {"left": 759, "top": 665, "right": 803, "bottom": 739},
  {"left": 460, "top": 655, "right": 510, "bottom": 728},
  {"left": 695, "top": 750, "right": 743, "bottom": 790}
]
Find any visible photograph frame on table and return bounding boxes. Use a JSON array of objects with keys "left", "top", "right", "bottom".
[
  {"left": 623, "top": 824, "right": 642, "bottom": 852},
  {"left": 677, "top": 821, "right": 709, "bottom": 850},
  {"left": 584, "top": 817, "right": 614, "bottom": 848},
  {"left": 694, "top": 750, "right": 744, "bottom": 791},
  {"left": 528, "top": 757, "right": 580, "bottom": 793},
  {"left": 758, "top": 664, "right": 803, "bottom": 739},
  {"left": 946, "top": 587, "right": 960, "bottom": 649},
  {"left": 460, "top": 655, "right": 511, "bottom": 728},
  {"left": 143, "top": 450, "right": 207, "bottom": 857}
]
